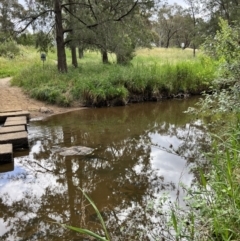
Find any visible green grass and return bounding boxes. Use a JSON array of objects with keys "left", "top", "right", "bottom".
[
  {"left": 173, "top": 123, "right": 240, "bottom": 240},
  {"left": 199, "top": 126, "right": 240, "bottom": 240},
  {"left": 1, "top": 46, "right": 218, "bottom": 107},
  {"left": 133, "top": 47, "right": 197, "bottom": 65},
  {"left": 0, "top": 46, "right": 39, "bottom": 77}
]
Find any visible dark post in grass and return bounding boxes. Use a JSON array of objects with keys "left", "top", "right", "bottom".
[{"left": 41, "top": 53, "right": 46, "bottom": 68}]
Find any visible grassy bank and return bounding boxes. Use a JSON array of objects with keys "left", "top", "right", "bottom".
[
  {"left": 159, "top": 119, "right": 240, "bottom": 241},
  {"left": 3, "top": 47, "right": 217, "bottom": 107}
]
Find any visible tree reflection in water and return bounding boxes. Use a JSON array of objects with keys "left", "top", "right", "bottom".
[{"left": 0, "top": 98, "right": 211, "bottom": 240}]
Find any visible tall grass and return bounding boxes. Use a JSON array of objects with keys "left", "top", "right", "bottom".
[
  {"left": 0, "top": 45, "right": 40, "bottom": 78},
  {"left": 133, "top": 47, "right": 197, "bottom": 65},
  {"left": 199, "top": 127, "right": 240, "bottom": 240},
  {"left": 155, "top": 120, "right": 240, "bottom": 241},
  {"left": 0, "top": 45, "right": 59, "bottom": 78},
  {"left": 9, "top": 47, "right": 217, "bottom": 107}
]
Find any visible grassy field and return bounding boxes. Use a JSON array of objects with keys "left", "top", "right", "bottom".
[
  {"left": 0, "top": 46, "right": 38, "bottom": 77},
  {"left": 1, "top": 46, "right": 217, "bottom": 107}
]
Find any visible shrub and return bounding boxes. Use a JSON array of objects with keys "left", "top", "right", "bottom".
[{"left": 0, "top": 40, "right": 20, "bottom": 58}]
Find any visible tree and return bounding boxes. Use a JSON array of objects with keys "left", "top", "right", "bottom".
[
  {"left": 16, "top": 32, "right": 37, "bottom": 46},
  {"left": 184, "top": 0, "right": 202, "bottom": 56},
  {"left": 173, "top": 14, "right": 193, "bottom": 48},
  {"left": 68, "top": 0, "right": 78, "bottom": 67},
  {"left": 66, "top": 0, "right": 155, "bottom": 65},
  {"left": 202, "top": 0, "right": 240, "bottom": 24},
  {"left": 201, "top": 0, "right": 240, "bottom": 36},
  {"left": 156, "top": 3, "right": 185, "bottom": 48},
  {"left": 0, "top": 0, "right": 24, "bottom": 40},
  {"left": 18, "top": 0, "right": 155, "bottom": 73}
]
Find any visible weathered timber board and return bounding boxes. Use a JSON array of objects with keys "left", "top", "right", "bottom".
[
  {"left": 0, "top": 131, "right": 28, "bottom": 149},
  {"left": 0, "top": 144, "right": 13, "bottom": 163},
  {"left": 6, "top": 116, "right": 27, "bottom": 122},
  {"left": 0, "top": 111, "right": 30, "bottom": 123},
  {"left": 0, "top": 162, "right": 14, "bottom": 172},
  {"left": 0, "top": 125, "right": 26, "bottom": 134},
  {"left": 4, "top": 119, "right": 27, "bottom": 131}
]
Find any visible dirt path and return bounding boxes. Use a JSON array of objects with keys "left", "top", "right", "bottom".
[{"left": 0, "top": 77, "right": 85, "bottom": 120}]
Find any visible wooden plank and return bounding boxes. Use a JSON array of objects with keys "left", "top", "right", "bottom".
[
  {"left": 0, "top": 110, "right": 30, "bottom": 123},
  {"left": 4, "top": 119, "right": 28, "bottom": 131},
  {"left": 6, "top": 116, "right": 27, "bottom": 122},
  {"left": 0, "top": 131, "right": 28, "bottom": 149},
  {"left": 4, "top": 119, "right": 27, "bottom": 126},
  {"left": 0, "top": 108, "right": 22, "bottom": 113},
  {"left": 0, "top": 144, "right": 13, "bottom": 163},
  {"left": 0, "top": 162, "right": 14, "bottom": 173},
  {"left": 0, "top": 125, "right": 26, "bottom": 134},
  {"left": 13, "top": 149, "right": 30, "bottom": 158}
]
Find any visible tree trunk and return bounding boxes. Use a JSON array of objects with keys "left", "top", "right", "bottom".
[
  {"left": 78, "top": 47, "right": 84, "bottom": 59},
  {"left": 71, "top": 46, "right": 78, "bottom": 67},
  {"left": 193, "top": 43, "right": 196, "bottom": 57},
  {"left": 116, "top": 53, "right": 126, "bottom": 65},
  {"left": 69, "top": 0, "right": 78, "bottom": 68},
  {"left": 54, "top": 0, "right": 67, "bottom": 73},
  {"left": 101, "top": 50, "right": 108, "bottom": 64},
  {"left": 165, "top": 38, "right": 170, "bottom": 48}
]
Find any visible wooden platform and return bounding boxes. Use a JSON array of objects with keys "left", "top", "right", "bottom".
[
  {"left": 0, "top": 125, "right": 26, "bottom": 134},
  {"left": 6, "top": 116, "right": 27, "bottom": 122},
  {"left": 4, "top": 117, "right": 28, "bottom": 131},
  {"left": 0, "top": 110, "right": 30, "bottom": 167},
  {"left": 0, "top": 144, "right": 13, "bottom": 163},
  {"left": 0, "top": 161, "right": 14, "bottom": 172},
  {"left": 0, "top": 110, "right": 30, "bottom": 123},
  {"left": 0, "top": 131, "right": 28, "bottom": 149}
]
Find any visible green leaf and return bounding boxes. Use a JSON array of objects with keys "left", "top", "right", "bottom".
[
  {"left": 79, "top": 187, "right": 111, "bottom": 241},
  {"left": 171, "top": 210, "right": 178, "bottom": 234},
  {"left": 199, "top": 169, "right": 207, "bottom": 189},
  {"left": 63, "top": 225, "right": 108, "bottom": 241}
]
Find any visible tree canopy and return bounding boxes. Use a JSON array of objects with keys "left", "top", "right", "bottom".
[
  {"left": 0, "top": 0, "right": 240, "bottom": 72},
  {"left": 12, "top": 0, "right": 154, "bottom": 72}
]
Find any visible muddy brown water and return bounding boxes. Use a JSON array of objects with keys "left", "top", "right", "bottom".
[{"left": 0, "top": 98, "right": 210, "bottom": 240}]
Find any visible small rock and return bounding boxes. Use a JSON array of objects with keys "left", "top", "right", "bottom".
[
  {"left": 39, "top": 107, "right": 53, "bottom": 114},
  {"left": 54, "top": 146, "right": 94, "bottom": 156}
]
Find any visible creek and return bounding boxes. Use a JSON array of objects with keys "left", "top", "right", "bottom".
[{"left": 0, "top": 98, "right": 211, "bottom": 240}]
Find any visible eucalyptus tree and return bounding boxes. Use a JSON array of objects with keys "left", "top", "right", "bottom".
[
  {"left": 113, "top": 12, "right": 154, "bottom": 64},
  {"left": 156, "top": 3, "right": 185, "bottom": 48},
  {"left": 202, "top": 0, "right": 240, "bottom": 24},
  {"left": 67, "top": 0, "right": 78, "bottom": 67},
  {"left": 184, "top": 0, "right": 203, "bottom": 56},
  {"left": 0, "top": 0, "right": 24, "bottom": 40},
  {"left": 200, "top": 0, "right": 240, "bottom": 36},
  {"left": 66, "top": 0, "right": 155, "bottom": 65},
  {"left": 173, "top": 13, "right": 193, "bottom": 48},
  {"left": 18, "top": 0, "right": 155, "bottom": 73}
]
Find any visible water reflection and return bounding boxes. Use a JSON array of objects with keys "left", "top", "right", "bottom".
[{"left": 0, "top": 99, "right": 210, "bottom": 240}]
